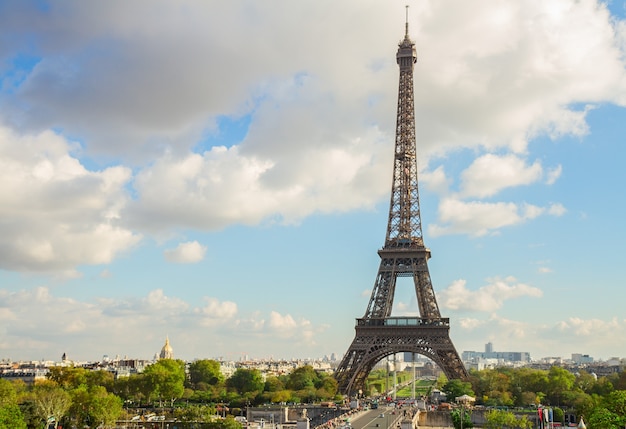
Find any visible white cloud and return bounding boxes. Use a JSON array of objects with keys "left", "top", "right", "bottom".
[
  {"left": 458, "top": 318, "right": 485, "bottom": 331},
  {"left": 125, "top": 129, "right": 390, "bottom": 232},
  {"left": 0, "top": 126, "right": 140, "bottom": 273},
  {"left": 0, "top": 287, "right": 325, "bottom": 360},
  {"left": 429, "top": 198, "right": 561, "bottom": 237},
  {"left": 438, "top": 277, "right": 543, "bottom": 312},
  {"left": 0, "top": 0, "right": 624, "bottom": 271},
  {"left": 194, "top": 297, "right": 238, "bottom": 327},
  {"left": 268, "top": 312, "right": 298, "bottom": 330},
  {"left": 164, "top": 240, "right": 207, "bottom": 264},
  {"left": 555, "top": 317, "right": 621, "bottom": 337},
  {"left": 548, "top": 202, "right": 567, "bottom": 216},
  {"left": 421, "top": 165, "right": 451, "bottom": 194},
  {"left": 459, "top": 154, "right": 543, "bottom": 198},
  {"left": 546, "top": 165, "right": 563, "bottom": 185}
]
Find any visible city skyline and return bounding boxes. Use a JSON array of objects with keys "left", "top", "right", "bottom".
[{"left": 1, "top": 1, "right": 626, "bottom": 363}]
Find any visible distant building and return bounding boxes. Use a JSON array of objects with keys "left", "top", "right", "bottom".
[
  {"left": 462, "top": 343, "right": 531, "bottom": 365},
  {"left": 0, "top": 368, "right": 48, "bottom": 385},
  {"left": 572, "top": 353, "right": 594, "bottom": 364},
  {"left": 159, "top": 337, "right": 174, "bottom": 360}
]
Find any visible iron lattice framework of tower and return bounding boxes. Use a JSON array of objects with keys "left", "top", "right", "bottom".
[{"left": 334, "top": 13, "right": 468, "bottom": 396}]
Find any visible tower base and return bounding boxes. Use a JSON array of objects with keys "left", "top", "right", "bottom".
[{"left": 335, "top": 317, "right": 468, "bottom": 396}]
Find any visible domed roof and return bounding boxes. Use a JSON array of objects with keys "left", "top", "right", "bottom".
[{"left": 159, "top": 336, "right": 174, "bottom": 359}]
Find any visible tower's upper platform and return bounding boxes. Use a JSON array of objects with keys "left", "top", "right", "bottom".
[{"left": 396, "top": 15, "right": 417, "bottom": 70}]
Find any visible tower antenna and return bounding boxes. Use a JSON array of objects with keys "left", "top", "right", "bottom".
[{"left": 405, "top": 5, "right": 411, "bottom": 38}]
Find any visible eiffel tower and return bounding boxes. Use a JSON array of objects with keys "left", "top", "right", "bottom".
[{"left": 334, "top": 11, "right": 468, "bottom": 396}]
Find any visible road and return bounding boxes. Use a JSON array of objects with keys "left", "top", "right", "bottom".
[{"left": 349, "top": 407, "right": 404, "bottom": 429}]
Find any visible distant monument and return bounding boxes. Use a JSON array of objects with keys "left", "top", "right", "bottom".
[{"left": 159, "top": 336, "right": 174, "bottom": 359}]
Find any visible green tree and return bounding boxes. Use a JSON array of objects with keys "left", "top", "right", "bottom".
[
  {"left": 588, "top": 390, "right": 626, "bottom": 429},
  {"left": 269, "top": 389, "right": 292, "bottom": 403},
  {"left": 450, "top": 408, "right": 473, "bottom": 429},
  {"left": 484, "top": 409, "right": 531, "bottom": 429},
  {"left": 87, "top": 385, "right": 124, "bottom": 428},
  {"left": 31, "top": 381, "right": 71, "bottom": 429},
  {"left": 265, "top": 376, "right": 285, "bottom": 392},
  {"left": 0, "top": 404, "right": 27, "bottom": 429},
  {"left": 47, "top": 366, "right": 88, "bottom": 389},
  {"left": 442, "top": 379, "right": 475, "bottom": 402},
  {"left": 227, "top": 368, "right": 264, "bottom": 396},
  {"left": 68, "top": 384, "right": 123, "bottom": 429},
  {"left": 114, "top": 373, "right": 151, "bottom": 405},
  {"left": 0, "top": 380, "right": 27, "bottom": 429},
  {"left": 68, "top": 385, "right": 91, "bottom": 427},
  {"left": 85, "top": 369, "right": 115, "bottom": 391},
  {"left": 611, "top": 370, "right": 626, "bottom": 390},
  {"left": 206, "top": 416, "right": 247, "bottom": 429},
  {"left": 0, "top": 379, "right": 17, "bottom": 407},
  {"left": 143, "top": 359, "right": 186, "bottom": 406},
  {"left": 575, "top": 371, "right": 598, "bottom": 393},
  {"left": 471, "top": 369, "right": 512, "bottom": 405},
  {"left": 286, "top": 366, "right": 318, "bottom": 390},
  {"left": 589, "top": 376, "right": 615, "bottom": 396},
  {"left": 515, "top": 368, "right": 549, "bottom": 406},
  {"left": 546, "top": 366, "right": 575, "bottom": 405},
  {"left": 317, "top": 372, "right": 338, "bottom": 398},
  {"left": 174, "top": 404, "right": 215, "bottom": 422},
  {"left": 189, "top": 359, "right": 225, "bottom": 388}
]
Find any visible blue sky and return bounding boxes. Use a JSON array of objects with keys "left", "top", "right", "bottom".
[{"left": 1, "top": 0, "right": 626, "bottom": 364}]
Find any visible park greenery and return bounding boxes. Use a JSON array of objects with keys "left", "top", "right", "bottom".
[{"left": 1, "top": 359, "right": 626, "bottom": 428}]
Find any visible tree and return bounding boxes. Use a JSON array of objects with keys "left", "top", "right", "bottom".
[
  {"left": 0, "top": 379, "right": 17, "bottom": 407},
  {"left": 87, "top": 386, "right": 124, "bottom": 428},
  {"left": 611, "top": 370, "right": 626, "bottom": 391},
  {"left": 546, "top": 366, "right": 575, "bottom": 405},
  {"left": 264, "top": 376, "right": 285, "bottom": 392},
  {"left": 442, "top": 379, "right": 474, "bottom": 402},
  {"left": 114, "top": 373, "right": 151, "bottom": 405},
  {"left": 85, "top": 369, "right": 115, "bottom": 391},
  {"left": 68, "top": 384, "right": 123, "bottom": 429},
  {"left": 173, "top": 404, "right": 215, "bottom": 422},
  {"left": 31, "top": 381, "right": 71, "bottom": 429},
  {"left": 206, "top": 416, "right": 247, "bottom": 429},
  {"left": 286, "top": 366, "right": 317, "bottom": 390},
  {"left": 189, "top": 359, "right": 225, "bottom": 388},
  {"left": 450, "top": 408, "right": 473, "bottom": 429},
  {"left": 0, "top": 404, "right": 27, "bottom": 429},
  {"left": 588, "top": 390, "right": 626, "bottom": 429},
  {"left": 0, "top": 380, "right": 26, "bottom": 429},
  {"left": 47, "top": 366, "right": 88, "bottom": 389},
  {"left": 474, "top": 369, "right": 512, "bottom": 406},
  {"left": 484, "top": 409, "right": 532, "bottom": 429},
  {"left": 227, "top": 368, "right": 264, "bottom": 396},
  {"left": 317, "top": 372, "right": 338, "bottom": 398},
  {"left": 143, "top": 359, "right": 186, "bottom": 406}
]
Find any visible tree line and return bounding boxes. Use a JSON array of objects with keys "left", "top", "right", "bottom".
[
  {"left": 2, "top": 359, "right": 626, "bottom": 428},
  {"left": 435, "top": 366, "right": 626, "bottom": 428},
  {"left": 0, "top": 359, "right": 339, "bottom": 428}
]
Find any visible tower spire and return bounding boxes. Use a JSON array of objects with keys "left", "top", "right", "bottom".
[{"left": 405, "top": 5, "right": 410, "bottom": 39}]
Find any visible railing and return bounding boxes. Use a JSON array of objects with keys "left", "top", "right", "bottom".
[{"left": 356, "top": 317, "right": 449, "bottom": 327}]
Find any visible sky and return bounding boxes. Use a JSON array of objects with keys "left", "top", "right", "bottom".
[{"left": 1, "top": 0, "right": 626, "bottom": 365}]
